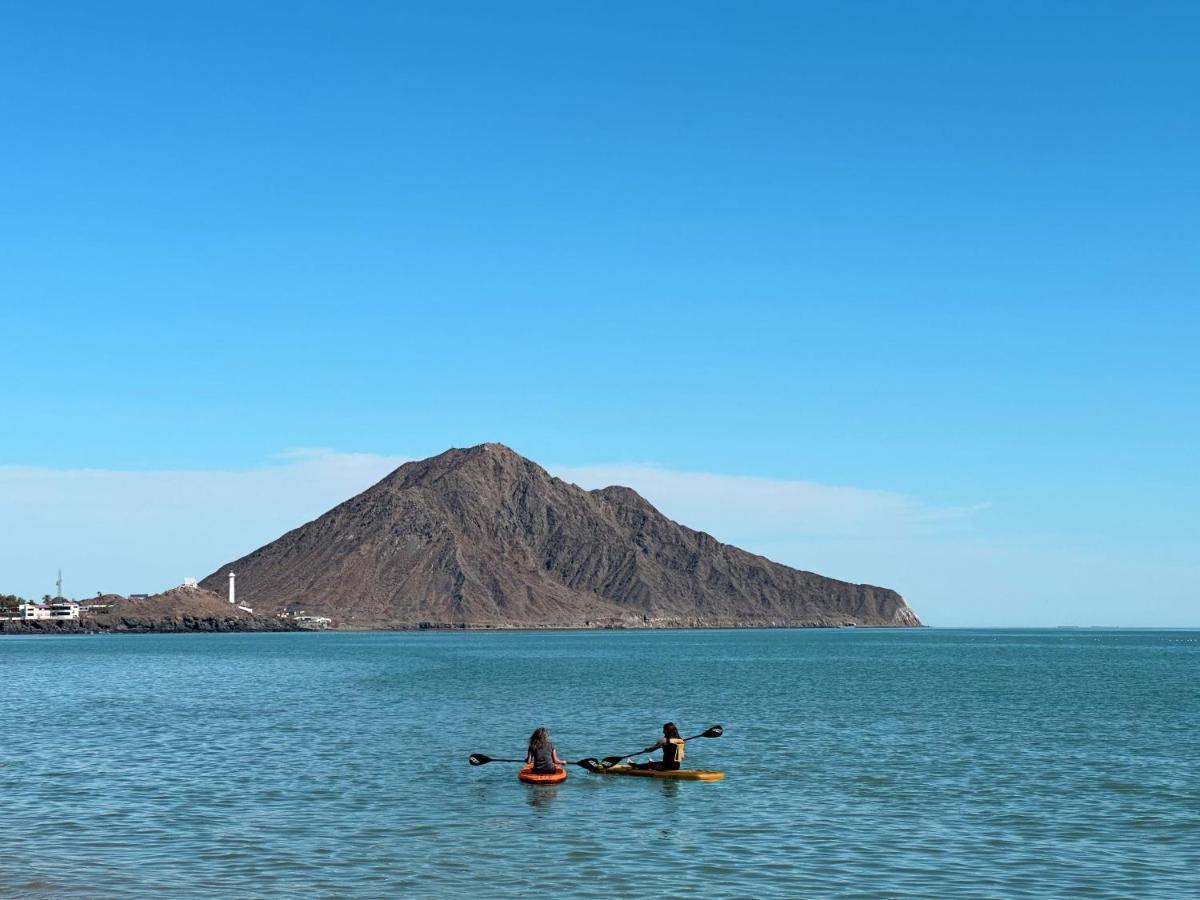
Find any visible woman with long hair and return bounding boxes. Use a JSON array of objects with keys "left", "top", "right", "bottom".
[
  {"left": 526, "top": 726, "right": 566, "bottom": 774},
  {"left": 631, "top": 722, "right": 686, "bottom": 771}
]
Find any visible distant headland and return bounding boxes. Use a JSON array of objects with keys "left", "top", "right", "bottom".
[
  {"left": 0, "top": 586, "right": 303, "bottom": 634},
  {"left": 6, "top": 443, "right": 922, "bottom": 635}
]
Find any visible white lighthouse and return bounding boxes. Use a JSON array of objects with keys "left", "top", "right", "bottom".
[{"left": 228, "top": 572, "right": 236, "bottom": 605}]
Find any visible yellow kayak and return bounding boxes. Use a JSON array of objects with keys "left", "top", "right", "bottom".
[{"left": 595, "top": 765, "right": 724, "bottom": 782}]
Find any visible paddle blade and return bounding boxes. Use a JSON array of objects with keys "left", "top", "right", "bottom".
[
  {"left": 702, "top": 725, "right": 724, "bottom": 739},
  {"left": 468, "top": 754, "right": 526, "bottom": 765},
  {"left": 575, "top": 758, "right": 602, "bottom": 772}
]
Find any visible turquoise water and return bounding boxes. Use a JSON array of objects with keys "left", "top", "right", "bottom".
[{"left": 2, "top": 629, "right": 1197, "bottom": 898}]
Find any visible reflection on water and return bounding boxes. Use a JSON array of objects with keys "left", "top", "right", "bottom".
[
  {"left": 524, "top": 784, "right": 561, "bottom": 810},
  {"left": 657, "top": 779, "right": 682, "bottom": 800}
]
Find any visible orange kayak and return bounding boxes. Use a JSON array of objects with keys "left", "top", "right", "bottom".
[{"left": 518, "top": 764, "right": 567, "bottom": 785}]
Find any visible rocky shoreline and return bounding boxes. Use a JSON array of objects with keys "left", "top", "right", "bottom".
[
  {"left": 341, "top": 616, "right": 921, "bottom": 631},
  {"left": 1, "top": 616, "right": 300, "bottom": 635},
  {"left": 2, "top": 616, "right": 919, "bottom": 635}
]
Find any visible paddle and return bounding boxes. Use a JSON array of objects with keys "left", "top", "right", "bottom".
[
  {"left": 600, "top": 724, "right": 724, "bottom": 769},
  {"left": 468, "top": 753, "right": 603, "bottom": 772}
]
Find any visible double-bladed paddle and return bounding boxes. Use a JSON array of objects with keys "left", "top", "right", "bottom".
[
  {"left": 467, "top": 753, "right": 602, "bottom": 772},
  {"left": 599, "top": 724, "right": 724, "bottom": 768}
]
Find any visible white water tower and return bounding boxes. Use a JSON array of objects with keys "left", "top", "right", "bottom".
[{"left": 228, "top": 572, "right": 236, "bottom": 605}]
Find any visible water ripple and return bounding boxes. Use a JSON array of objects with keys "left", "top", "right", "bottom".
[{"left": 1, "top": 629, "right": 1197, "bottom": 897}]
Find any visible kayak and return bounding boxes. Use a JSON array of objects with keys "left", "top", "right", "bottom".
[
  {"left": 518, "top": 764, "right": 567, "bottom": 785},
  {"left": 594, "top": 765, "right": 724, "bottom": 782}
]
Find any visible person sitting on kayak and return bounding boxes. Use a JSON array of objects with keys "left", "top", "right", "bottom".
[
  {"left": 631, "top": 722, "right": 686, "bottom": 771},
  {"left": 526, "top": 726, "right": 566, "bottom": 774}
]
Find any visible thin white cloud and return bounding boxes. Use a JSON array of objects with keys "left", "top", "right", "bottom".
[{"left": 551, "top": 463, "right": 980, "bottom": 541}]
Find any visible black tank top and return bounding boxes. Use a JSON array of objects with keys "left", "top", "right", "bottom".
[{"left": 661, "top": 737, "right": 685, "bottom": 770}]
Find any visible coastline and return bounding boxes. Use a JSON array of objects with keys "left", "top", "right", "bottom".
[
  {"left": 0, "top": 618, "right": 303, "bottom": 636},
  {"left": 0, "top": 618, "right": 923, "bottom": 636}
]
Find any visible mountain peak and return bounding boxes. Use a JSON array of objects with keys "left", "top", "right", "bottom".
[
  {"left": 454, "top": 441, "right": 521, "bottom": 460},
  {"left": 378, "top": 442, "right": 539, "bottom": 489},
  {"left": 426, "top": 442, "right": 531, "bottom": 470}
]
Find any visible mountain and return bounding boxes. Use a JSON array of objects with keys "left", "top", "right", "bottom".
[{"left": 199, "top": 443, "right": 921, "bottom": 629}]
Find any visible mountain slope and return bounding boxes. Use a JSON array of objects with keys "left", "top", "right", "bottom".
[{"left": 200, "top": 443, "right": 921, "bottom": 628}]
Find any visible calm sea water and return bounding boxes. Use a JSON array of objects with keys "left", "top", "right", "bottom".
[{"left": 1, "top": 629, "right": 1197, "bottom": 898}]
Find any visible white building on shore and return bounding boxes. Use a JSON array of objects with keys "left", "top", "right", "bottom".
[
  {"left": 294, "top": 614, "right": 332, "bottom": 627},
  {"left": 47, "top": 599, "right": 81, "bottom": 619},
  {"left": 1, "top": 600, "right": 81, "bottom": 621}
]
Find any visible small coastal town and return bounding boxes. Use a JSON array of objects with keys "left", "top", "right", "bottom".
[
  {"left": 0, "top": 571, "right": 333, "bottom": 632},
  {"left": 1, "top": 571, "right": 83, "bottom": 621}
]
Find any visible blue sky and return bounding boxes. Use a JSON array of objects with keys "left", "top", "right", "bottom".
[{"left": 2, "top": 2, "right": 1197, "bottom": 624}]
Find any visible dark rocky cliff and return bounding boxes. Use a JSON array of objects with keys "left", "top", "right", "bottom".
[{"left": 200, "top": 443, "right": 921, "bottom": 629}]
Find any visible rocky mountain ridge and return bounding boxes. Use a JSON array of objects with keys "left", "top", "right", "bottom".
[{"left": 200, "top": 443, "right": 921, "bottom": 629}]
